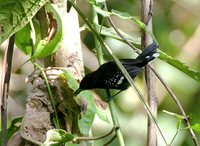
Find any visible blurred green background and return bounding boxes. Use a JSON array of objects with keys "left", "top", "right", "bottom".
[{"left": 79, "top": 0, "right": 200, "bottom": 145}]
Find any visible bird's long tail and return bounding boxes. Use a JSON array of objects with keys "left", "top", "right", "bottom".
[{"left": 136, "top": 43, "right": 159, "bottom": 66}]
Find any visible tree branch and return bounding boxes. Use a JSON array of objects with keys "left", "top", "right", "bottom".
[
  {"left": 141, "top": 0, "right": 158, "bottom": 146},
  {"left": 1, "top": 35, "right": 15, "bottom": 146}
]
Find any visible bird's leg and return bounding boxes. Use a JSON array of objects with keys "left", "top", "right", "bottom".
[{"left": 106, "top": 90, "right": 123, "bottom": 102}]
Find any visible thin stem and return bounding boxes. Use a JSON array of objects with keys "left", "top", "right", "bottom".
[
  {"left": 127, "top": 78, "right": 167, "bottom": 145},
  {"left": 92, "top": 5, "right": 104, "bottom": 65},
  {"left": 106, "top": 90, "right": 125, "bottom": 146},
  {"left": 91, "top": 3, "right": 125, "bottom": 145},
  {"left": 73, "top": 126, "right": 118, "bottom": 142},
  {"left": 68, "top": 1, "right": 167, "bottom": 144},
  {"left": 149, "top": 66, "right": 199, "bottom": 146},
  {"left": 103, "top": 2, "right": 199, "bottom": 145},
  {"left": 33, "top": 63, "right": 60, "bottom": 128},
  {"left": 104, "top": 5, "right": 139, "bottom": 53},
  {"left": 103, "top": 134, "right": 117, "bottom": 146},
  {"left": 169, "top": 130, "right": 179, "bottom": 146}
]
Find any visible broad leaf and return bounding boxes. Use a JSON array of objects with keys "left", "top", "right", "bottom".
[
  {"left": 159, "top": 51, "right": 200, "bottom": 83},
  {"left": 90, "top": 6, "right": 200, "bottom": 83},
  {"left": 191, "top": 123, "right": 200, "bottom": 133},
  {"left": 60, "top": 71, "right": 96, "bottom": 135},
  {"left": 0, "top": 117, "right": 22, "bottom": 145},
  {"left": 15, "top": 24, "right": 32, "bottom": 55},
  {"left": 32, "top": 3, "right": 63, "bottom": 58},
  {"left": 96, "top": 107, "right": 110, "bottom": 123},
  {"left": 0, "top": 0, "right": 48, "bottom": 44},
  {"left": 94, "top": 24, "right": 140, "bottom": 47}
]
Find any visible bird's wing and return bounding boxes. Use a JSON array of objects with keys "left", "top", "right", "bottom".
[
  {"left": 120, "top": 59, "right": 142, "bottom": 65},
  {"left": 123, "top": 65, "right": 143, "bottom": 77}
]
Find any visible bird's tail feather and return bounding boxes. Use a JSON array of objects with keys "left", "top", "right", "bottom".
[{"left": 136, "top": 43, "right": 159, "bottom": 66}]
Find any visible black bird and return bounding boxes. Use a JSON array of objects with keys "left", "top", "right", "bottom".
[{"left": 74, "top": 43, "right": 159, "bottom": 96}]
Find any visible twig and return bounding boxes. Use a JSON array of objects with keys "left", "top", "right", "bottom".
[
  {"left": 92, "top": 3, "right": 125, "bottom": 145},
  {"left": 103, "top": 134, "right": 117, "bottom": 146},
  {"left": 106, "top": 90, "right": 125, "bottom": 146},
  {"left": 68, "top": 1, "right": 167, "bottom": 144},
  {"left": 103, "top": 4, "right": 139, "bottom": 54},
  {"left": 103, "top": 2, "right": 199, "bottom": 145},
  {"left": 1, "top": 35, "right": 15, "bottom": 146},
  {"left": 33, "top": 63, "right": 60, "bottom": 128},
  {"left": 104, "top": 2, "right": 163, "bottom": 145},
  {"left": 149, "top": 66, "right": 199, "bottom": 146},
  {"left": 92, "top": 4, "right": 104, "bottom": 65},
  {"left": 73, "top": 126, "right": 118, "bottom": 142}
]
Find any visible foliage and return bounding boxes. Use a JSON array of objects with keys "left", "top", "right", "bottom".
[
  {"left": 42, "top": 129, "right": 75, "bottom": 146},
  {"left": 60, "top": 71, "right": 97, "bottom": 136},
  {"left": 0, "top": 0, "right": 48, "bottom": 43},
  {"left": 0, "top": 117, "right": 22, "bottom": 145}
]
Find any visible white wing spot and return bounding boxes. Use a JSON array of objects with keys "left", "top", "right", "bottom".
[
  {"left": 146, "top": 56, "right": 150, "bottom": 59},
  {"left": 153, "top": 52, "right": 160, "bottom": 58},
  {"left": 117, "top": 76, "right": 124, "bottom": 85}
]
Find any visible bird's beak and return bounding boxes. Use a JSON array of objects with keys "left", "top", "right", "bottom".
[{"left": 73, "top": 88, "right": 82, "bottom": 97}]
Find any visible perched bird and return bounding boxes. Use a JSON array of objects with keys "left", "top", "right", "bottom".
[{"left": 74, "top": 43, "right": 159, "bottom": 97}]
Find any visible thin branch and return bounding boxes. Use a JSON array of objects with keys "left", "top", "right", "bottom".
[
  {"left": 106, "top": 90, "right": 125, "bottom": 146},
  {"left": 103, "top": 4, "right": 139, "bottom": 54},
  {"left": 73, "top": 126, "right": 118, "bottom": 142},
  {"left": 149, "top": 66, "right": 199, "bottom": 146},
  {"left": 68, "top": 1, "right": 167, "bottom": 144},
  {"left": 1, "top": 35, "right": 15, "bottom": 146},
  {"left": 102, "top": 2, "right": 199, "bottom": 145},
  {"left": 91, "top": 3, "right": 125, "bottom": 145},
  {"left": 33, "top": 63, "right": 60, "bottom": 128},
  {"left": 103, "top": 134, "right": 117, "bottom": 146},
  {"left": 105, "top": 2, "right": 162, "bottom": 145}
]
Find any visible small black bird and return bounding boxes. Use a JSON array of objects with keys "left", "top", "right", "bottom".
[{"left": 74, "top": 43, "right": 159, "bottom": 96}]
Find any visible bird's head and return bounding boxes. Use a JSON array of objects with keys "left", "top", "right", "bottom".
[{"left": 74, "top": 73, "right": 96, "bottom": 96}]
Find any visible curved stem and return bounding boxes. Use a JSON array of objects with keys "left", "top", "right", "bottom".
[
  {"left": 106, "top": 90, "right": 125, "bottom": 146},
  {"left": 103, "top": 134, "right": 117, "bottom": 146},
  {"left": 92, "top": 4, "right": 104, "bottom": 65},
  {"left": 68, "top": 1, "right": 166, "bottom": 144},
  {"left": 91, "top": 3, "right": 125, "bottom": 145},
  {"left": 73, "top": 126, "right": 118, "bottom": 142},
  {"left": 33, "top": 62, "right": 60, "bottom": 128},
  {"left": 149, "top": 66, "right": 199, "bottom": 146}
]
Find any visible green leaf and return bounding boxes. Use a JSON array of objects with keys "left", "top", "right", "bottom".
[
  {"left": 77, "top": 90, "right": 96, "bottom": 135},
  {"left": 94, "top": 24, "right": 140, "bottom": 47},
  {"left": 0, "top": 117, "right": 22, "bottom": 145},
  {"left": 32, "top": 3, "right": 63, "bottom": 58},
  {"left": 87, "top": 0, "right": 105, "bottom": 5},
  {"left": 42, "top": 129, "right": 75, "bottom": 146},
  {"left": 191, "top": 123, "right": 200, "bottom": 133},
  {"left": 91, "top": 7, "right": 158, "bottom": 44},
  {"left": 111, "top": 9, "right": 157, "bottom": 43},
  {"left": 96, "top": 107, "right": 110, "bottom": 123},
  {"left": 162, "top": 110, "right": 186, "bottom": 120},
  {"left": 0, "top": 0, "right": 48, "bottom": 44},
  {"left": 93, "top": 5, "right": 111, "bottom": 17},
  {"left": 60, "top": 71, "right": 96, "bottom": 135},
  {"left": 102, "top": 9, "right": 200, "bottom": 84},
  {"left": 162, "top": 110, "right": 187, "bottom": 130},
  {"left": 159, "top": 51, "right": 200, "bottom": 84},
  {"left": 15, "top": 24, "right": 32, "bottom": 55},
  {"left": 90, "top": 5, "right": 200, "bottom": 84}
]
